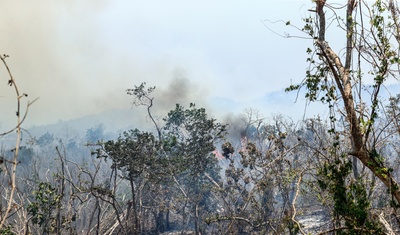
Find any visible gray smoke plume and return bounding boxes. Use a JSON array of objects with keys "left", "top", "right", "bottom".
[
  {"left": 154, "top": 68, "right": 209, "bottom": 113},
  {"left": 0, "top": 2, "right": 213, "bottom": 132}
]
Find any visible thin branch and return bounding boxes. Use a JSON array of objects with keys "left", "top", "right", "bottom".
[
  {"left": 0, "top": 98, "right": 39, "bottom": 137},
  {"left": 291, "top": 171, "right": 306, "bottom": 235}
]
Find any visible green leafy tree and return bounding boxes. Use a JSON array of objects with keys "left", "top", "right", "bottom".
[
  {"left": 94, "top": 129, "right": 160, "bottom": 234},
  {"left": 27, "top": 182, "right": 61, "bottom": 234},
  {"left": 125, "top": 83, "right": 227, "bottom": 234},
  {"left": 162, "top": 103, "right": 226, "bottom": 234}
]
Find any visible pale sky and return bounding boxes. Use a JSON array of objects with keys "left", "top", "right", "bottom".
[{"left": 0, "top": 1, "right": 315, "bottom": 131}]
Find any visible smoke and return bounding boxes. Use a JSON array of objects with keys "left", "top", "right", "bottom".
[
  {"left": 154, "top": 68, "right": 209, "bottom": 113},
  {"left": 223, "top": 113, "right": 248, "bottom": 141},
  {"left": 158, "top": 69, "right": 191, "bottom": 106},
  {"left": 0, "top": 1, "right": 111, "bottom": 129},
  {"left": 120, "top": 67, "right": 211, "bottom": 131},
  {"left": 0, "top": 1, "right": 215, "bottom": 132}
]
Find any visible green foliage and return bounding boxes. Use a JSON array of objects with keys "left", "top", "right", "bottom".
[
  {"left": 163, "top": 103, "right": 227, "bottom": 176},
  {"left": 317, "top": 155, "right": 382, "bottom": 234},
  {"left": 284, "top": 1, "right": 400, "bottom": 232},
  {"left": 285, "top": 41, "right": 337, "bottom": 107},
  {"left": 27, "top": 182, "right": 61, "bottom": 233},
  {"left": 95, "top": 129, "right": 160, "bottom": 179},
  {"left": 162, "top": 103, "right": 226, "bottom": 232},
  {"left": 126, "top": 82, "right": 156, "bottom": 107},
  {"left": 91, "top": 101, "right": 226, "bottom": 233},
  {"left": 0, "top": 225, "right": 15, "bottom": 235},
  {"left": 302, "top": 17, "right": 315, "bottom": 38}
]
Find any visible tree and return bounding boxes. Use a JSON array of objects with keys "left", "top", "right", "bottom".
[
  {"left": 162, "top": 103, "right": 226, "bottom": 235},
  {"left": 27, "top": 182, "right": 62, "bottom": 234},
  {"left": 94, "top": 129, "right": 160, "bottom": 234},
  {"left": 36, "top": 132, "right": 54, "bottom": 147},
  {"left": 126, "top": 83, "right": 227, "bottom": 234},
  {"left": 287, "top": 0, "right": 400, "bottom": 205},
  {"left": 85, "top": 124, "right": 105, "bottom": 143},
  {"left": 0, "top": 54, "right": 38, "bottom": 231},
  {"left": 205, "top": 113, "right": 314, "bottom": 234},
  {"left": 286, "top": 0, "right": 400, "bottom": 233}
]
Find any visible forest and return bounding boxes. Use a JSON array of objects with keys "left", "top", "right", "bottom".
[{"left": 2, "top": 0, "right": 400, "bottom": 234}]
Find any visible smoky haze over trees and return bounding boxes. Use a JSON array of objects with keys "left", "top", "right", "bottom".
[
  {"left": 3, "top": 0, "right": 400, "bottom": 234},
  {"left": 0, "top": 1, "right": 306, "bottom": 130}
]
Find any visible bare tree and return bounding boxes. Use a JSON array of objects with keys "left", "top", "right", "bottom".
[{"left": 0, "top": 55, "right": 38, "bottom": 230}]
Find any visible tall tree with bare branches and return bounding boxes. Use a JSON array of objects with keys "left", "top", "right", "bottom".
[{"left": 288, "top": 0, "right": 400, "bottom": 205}]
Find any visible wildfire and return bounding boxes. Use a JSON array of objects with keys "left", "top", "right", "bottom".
[{"left": 212, "top": 149, "right": 224, "bottom": 160}]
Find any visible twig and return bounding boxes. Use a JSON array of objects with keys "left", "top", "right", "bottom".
[{"left": 0, "top": 98, "right": 39, "bottom": 137}]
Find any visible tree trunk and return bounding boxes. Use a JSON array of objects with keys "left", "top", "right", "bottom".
[
  {"left": 315, "top": 0, "right": 400, "bottom": 204},
  {"left": 128, "top": 176, "right": 139, "bottom": 235},
  {"left": 155, "top": 210, "right": 167, "bottom": 233},
  {"left": 166, "top": 209, "right": 170, "bottom": 230}
]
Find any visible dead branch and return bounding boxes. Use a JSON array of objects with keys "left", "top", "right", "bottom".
[{"left": 0, "top": 55, "right": 38, "bottom": 229}]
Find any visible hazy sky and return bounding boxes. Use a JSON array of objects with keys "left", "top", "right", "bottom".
[{"left": 0, "top": 1, "right": 314, "bottom": 130}]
